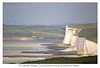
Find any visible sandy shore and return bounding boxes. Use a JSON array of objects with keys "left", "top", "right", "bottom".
[
  {"left": 3, "top": 43, "right": 81, "bottom": 64},
  {"left": 3, "top": 43, "right": 80, "bottom": 59},
  {"left": 4, "top": 43, "right": 79, "bottom": 58}
]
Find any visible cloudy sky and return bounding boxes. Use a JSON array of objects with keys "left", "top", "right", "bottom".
[{"left": 3, "top": 3, "right": 97, "bottom": 25}]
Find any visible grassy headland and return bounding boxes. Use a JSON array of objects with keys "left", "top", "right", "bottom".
[{"left": 69, "top": 23, "right": 97, "bottom": 43}]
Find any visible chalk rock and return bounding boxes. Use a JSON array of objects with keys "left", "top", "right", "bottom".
[
  {"left": 84, "top": 40, "right": 97, "bottom": 56},
  {"left": 63, "top": 25, "right": 73, "bottom": 44},
  {"left": 77, "top": 38, "right": 97, "bottom": 56},
  {"left": 77, "top": 38, "right": 86, "bottom": 55},
  {"left": 62, "top": 25, "right": 81, "bottom": 46},
  {"left": 71, "top": 36, "right": 78, "bottom": 46}
]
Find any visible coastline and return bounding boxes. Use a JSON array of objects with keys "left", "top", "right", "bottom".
[
  {"left": 3, "top": 43, "right": 79, "bottom": 64},
  {"left": 3, "top": 39, "right": 97, "bottom": 64}
]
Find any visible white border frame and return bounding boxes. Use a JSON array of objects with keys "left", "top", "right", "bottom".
[{"left": 0, "top": 0, "right": 99, "bottom": 68}]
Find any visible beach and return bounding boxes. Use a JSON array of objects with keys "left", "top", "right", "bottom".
[{"left": 3, "top": 39, "right": 78, "bottom": 64}]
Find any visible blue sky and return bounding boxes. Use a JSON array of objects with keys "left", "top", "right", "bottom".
[{"left": 3, "top": 3, "right": 97, "bottom": 25}]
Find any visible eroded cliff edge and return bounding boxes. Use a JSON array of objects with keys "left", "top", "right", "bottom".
[{"left": 62, "top": 25, "right": 97, "bottom": 56}]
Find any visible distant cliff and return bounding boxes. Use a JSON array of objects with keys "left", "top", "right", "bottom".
[
  {"left": 62, "top": 25, "right": 97, "bottom": 56},
  {"left": 3, "top": 36, "right": 33, "bottom": 41}
]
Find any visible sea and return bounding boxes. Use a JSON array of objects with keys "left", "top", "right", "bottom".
[
  {"left": 3, "top": 39, "right": 61, "bottom": 64},
  {"left": 3, "top": 39, "right": 77, "bottom": 64}
]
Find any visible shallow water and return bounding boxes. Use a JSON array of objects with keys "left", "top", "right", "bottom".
[
  {"left": 3, "top": 40, "right": 61, "bottom": 64},
  {"left": 3, "top": 39, "right": 77, "bottom": 64}
]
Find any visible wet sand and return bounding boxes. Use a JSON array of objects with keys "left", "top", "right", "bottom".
[
  {"left": 3, "top": 40, "right": 80, "bottom": 64},
  {"left": 4, "top": 44, "right": 78, "bottom": 58}
]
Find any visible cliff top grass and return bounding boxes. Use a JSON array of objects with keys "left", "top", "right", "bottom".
[
  {"left": 69, "top": 23, "right": 97, "bottom": 29},
  {"left": 21, "top": 56, "right": 97, "bottom": 64},
  {"left": 69, "top": 23, "right": 97, "bottom": 43}
]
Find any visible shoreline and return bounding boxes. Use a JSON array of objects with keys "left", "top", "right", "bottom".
[
  {"left": 3, "top": 42, "right": 79, "bottom": 64},
  {"left": 3, "top": 55, "right": 83, "bottom": 64},
  {"left": 3, "top": 54, "right": 81, "bottom": 59},
  {"left": 3, "top": 43, "right": 79, "bottom": 59}
]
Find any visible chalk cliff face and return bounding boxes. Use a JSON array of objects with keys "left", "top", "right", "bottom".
[
  {"left": 77, "top": 38, "right": 97, "bottom": 56},
  {"left": 63, "top": 29, "right": 73, "bottom": 44},
  {"left": 71, "top": 36, "right": 78, "bottom": 46},
  {"left": 77, "top": 38, "right": 86, "bottom": 55},
  {"left": 3, "top": 36, "right": 33, "bottom": 41},
  {"left": 62, "top": 25, "right": 97, "bottom": 56},
  {"left": 62, "top": 25, "right": 79, "bottom": 46},
  {"left": 84, "top": 40, "right": 97, "bottom": 56}
]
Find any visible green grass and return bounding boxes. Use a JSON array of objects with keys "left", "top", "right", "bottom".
[
  {"left": 69, "top": 23, "right": 97, "bottom": 43},
  {"left": 69, "top": 23, "right": 97, "bottom": 29},
  {"left": 3, "top": 25, "right": 64, "bottom": 39},
  {"left": 21, "top": 56, "right": 97, "bottom": 64},
  {"left": 78, "top": 28, "right": 97, "bottom": 43}
]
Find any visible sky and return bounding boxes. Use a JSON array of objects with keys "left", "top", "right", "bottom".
[{"left": 3, "top": 3, "right": 97, "bottom": 25}]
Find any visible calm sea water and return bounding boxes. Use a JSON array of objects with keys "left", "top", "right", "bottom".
[{"left": 3, "top": 39, "right": 62, "bottom": 64}]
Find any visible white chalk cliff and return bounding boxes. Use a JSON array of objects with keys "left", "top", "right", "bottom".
[
  {"left": 63, "top": 25, "right": 79, "bottom": 45},
  {"left": 63, "top": 25, "right": 80, "bottom": 46},
  {"left": 77, "top": 38, "right": 97, "bottom": 56},
  {"left": 62, "top": 25, "right": 97, "bottom": 56}
]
